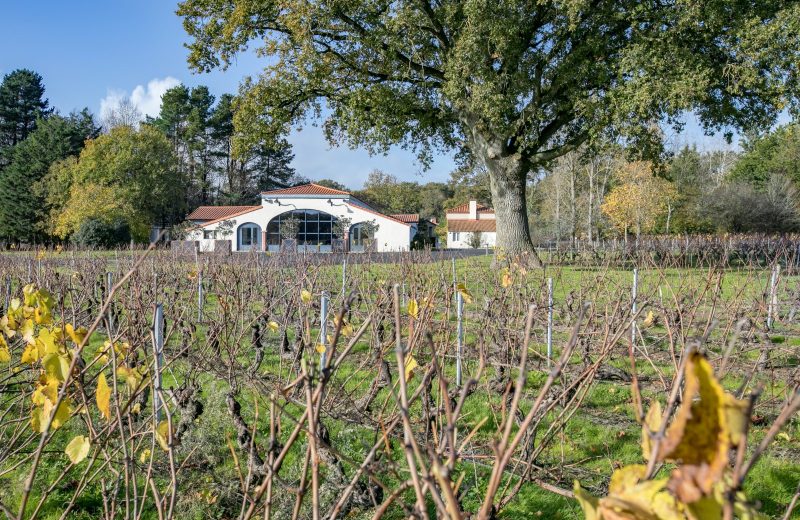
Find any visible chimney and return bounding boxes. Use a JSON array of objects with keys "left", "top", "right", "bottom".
[{"left": 468, "top": 200, "right": 478, "bottom": 220}]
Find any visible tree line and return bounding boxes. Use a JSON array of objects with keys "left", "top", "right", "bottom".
[
  {"left": 317, "top": 127, "right": 800, "bottom": 244},
  {"left": 0, "top": 69, "right": 297, "bottom": 246},
  {"left": 0, "top": 67, "right": 796, "bottom": 248}
]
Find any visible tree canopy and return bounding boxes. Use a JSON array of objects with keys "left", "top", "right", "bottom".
[
  {"left": 0, "top": 69, "right": 50, "bottom": 156},
  {"left": 50, "top": 125, "right": 185, "bottom": 242},
  {"left": 179, "top": 0, "right": 800, "bottom": 261},
  {"left": 0, "top": 111, "right": 98, "bottom": 242}
]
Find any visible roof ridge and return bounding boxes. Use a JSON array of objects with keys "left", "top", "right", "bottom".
[{"left": 260, "top": 182, "right": 351, "bottom": 196}]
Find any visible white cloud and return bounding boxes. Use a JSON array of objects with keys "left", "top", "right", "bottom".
[{"left": 100, "top": 76, "right": 181, "bottom": 122}]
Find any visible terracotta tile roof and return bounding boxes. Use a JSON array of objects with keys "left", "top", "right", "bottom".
[
  {"left": 446, "top": 202, "right": 494, "bottom": 214},
  {"left": 345, "top": 202, "right": 411, "bottom": 226},
  {"left": 261, "top": 183, "right": 350, "bottom": 196},
  {"left": 196, "top": 206, "right": 261, "bottom": 228},
  {"left": 448, "top": 219, "right": 497, "bottom": 232},
  {"left": 187, "top": 206, "right": 260, "bottom": 221},
  {"left": 390, "top": 213, "right": 420, "bottom": 223}
]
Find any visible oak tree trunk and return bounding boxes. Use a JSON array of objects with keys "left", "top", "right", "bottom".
[{"left": 482, "top": 153, "right": 543, "bottom": 267}]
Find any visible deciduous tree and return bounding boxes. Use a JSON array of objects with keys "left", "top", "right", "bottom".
[
  {"left": 601, "top": 161, "right": 676, "bottom": 239},
  {"left": 179, "top": 0, "right": 800, "bottom": 263},
  {"left": 50, "top": 126, "right": 184, "bottom": 241}
]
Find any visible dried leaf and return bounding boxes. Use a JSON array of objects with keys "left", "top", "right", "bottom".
[{"left": 660, "top": 352, "right": 748, "bottom": 500}]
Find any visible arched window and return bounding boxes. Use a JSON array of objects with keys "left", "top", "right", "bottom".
[
  {"left": 266, "top": 210, "right": 339, "bottom": 252},
  {"left": 349, "top": 221, "right": 378, "bottom": 252},
  {"left": 237, "top": 223, "right": 262, "bottom": 251}
]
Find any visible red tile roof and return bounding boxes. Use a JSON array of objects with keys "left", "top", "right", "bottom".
[
  {"left": 345, "top": 202, "right": 411, "bottom": 226},
  {"left": 448, "top": 220, "right": 497, "bottom": 232},
  {"left": 196, "top": 206, "right": 262, "bottom": 228},
  {"left": 187, "top": 206, "right": 261, "bottom": 221},
  {"left": 390, "top": 213, "right": 420, "bottom": 223},
  {"left": 446, "top": 202, "right": 494, "bottom": 214},
  {"left": 261, "top": 183, "right": 350, "bottom": 196}
]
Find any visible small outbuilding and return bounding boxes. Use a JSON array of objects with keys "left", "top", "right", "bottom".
[{"left": 445, "top": 201, "right": 496, "bottom": 249}]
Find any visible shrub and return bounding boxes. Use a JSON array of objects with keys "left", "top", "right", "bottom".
[
  {"left": 71, "top": 218, "right": 131, "bottom": 248},
  {"left": 704, "top": 174, "right": 800, "bottom": 233}
]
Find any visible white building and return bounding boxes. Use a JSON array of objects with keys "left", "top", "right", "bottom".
[
  {"left": 446, "top": 201, "right": 497, "bottom": 249},
  {"left": 185, "top": 183, "right": 419, "bottom": 252}
]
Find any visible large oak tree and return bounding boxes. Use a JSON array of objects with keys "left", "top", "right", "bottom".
[{"left": 178, "top": 0, "right": 799, "bottom": 262}]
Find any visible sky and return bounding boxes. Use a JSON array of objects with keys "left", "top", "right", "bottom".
[{"left": 1, "top": 1, "right": 748, "bottom": 189}]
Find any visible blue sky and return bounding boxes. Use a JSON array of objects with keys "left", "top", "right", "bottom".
[{"left": 2, "top": 1, "right": 744, "bottom": 188}]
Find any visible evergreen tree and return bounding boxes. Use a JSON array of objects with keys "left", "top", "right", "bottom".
[
  {"left": 0, "top": 69, "right": 50, "bottom": 157},
  {"left": 0, "top": 110, "right": 99, "bottom": 242},
  {"left": 207, "top": 93, "right": 296, "bottom": 204}
]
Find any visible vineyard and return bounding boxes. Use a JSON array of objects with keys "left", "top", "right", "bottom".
[{"left": 0, "top": 244, "right": 799, "bottom": 519}]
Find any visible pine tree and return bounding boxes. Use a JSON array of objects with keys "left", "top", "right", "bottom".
[{"left": 0, "top": 69, "right": 51, "bottom": 160}]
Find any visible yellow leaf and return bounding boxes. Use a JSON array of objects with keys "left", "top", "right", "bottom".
[
  {"left": 642, "top": 310, "right": 656, "bottom": 328},
  {"left": 642, "top": 399, "right": 662, "bottom": 461},
  {"left": 42, "top": 353, "right": 71, "bottom": 383},
  {"left": 315, "top": 343, "right": 326, "bottom": 354},
  {"left": 139, "top": 448, "right": 151, "bottom": 463},
  {"left": 660, "top": 352, "right": 748, "bottom": 501},
  {"left": 404, "top": 355, "right": 418, "bottom": 382},
  {"left": 96, "top": 373, "right": 111, "bottom": 421},
  {"left": 32, "top": 396, "right": 71, "bottom": 432},
  {"left": 117, "top": 365, "right": 145, "bottom": 391},
  {"left": 407, "top": 299, "right": 419, "bottom": 319},
  {"left": 21, "top": 343, "right": 39, "bottom": 364},
  {"left": 0, "top": 315, "right": 16, "bottom": 338},
  {"left": 600, "top": 466, "right": 676, "bottom": 520},
  {"left": 32, "top": 376, "right": 59, "bottom": 406},
  {"left": 0, "top": 346, "right": 9, "bottom": 363},
  {"left": 501, "top": 270, "right": 513, "bottom": 288},
  {"left": 341, "top": 323, "right": 354, "bottom": 337},
  {"left": 155, "top": 420, "right": 171, "bottom": 451},
  {"left": 20, "top": 319, "right": 35, "bottom": 345},
  {"left": 777, "top": 432, "right": 791, "bottom": 442},
  {"left": 573, "top": 482, "right": 600, "bottom": 520},
  {"left": 65, "top": 435, "right": 91, "bottom": 464},
  {"left": 37, "top": 328, "right": 61, "bottom": 355},
  {"left": 267, "top": 321, "right": 280, "bottom": 333},
  {"left": 65, "top": 324, "right": 88, "bottom": 345},
  {"left": 301, "top": 289, "right": 313, "bottom": 304},
  {"left": 456, "top": 283, "right": 473, "bottom": 304}
]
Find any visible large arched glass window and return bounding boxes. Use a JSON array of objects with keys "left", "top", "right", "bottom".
[{"left": 266, "top": 210, "right": 339, "bottom": 252}]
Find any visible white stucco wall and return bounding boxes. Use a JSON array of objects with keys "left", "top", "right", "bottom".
[
  {"left": 446, "top": 231, "right": 497, "bottom": 249},
  {"left": 187, "top": 196, "right": 412, "bottom": 252}
]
